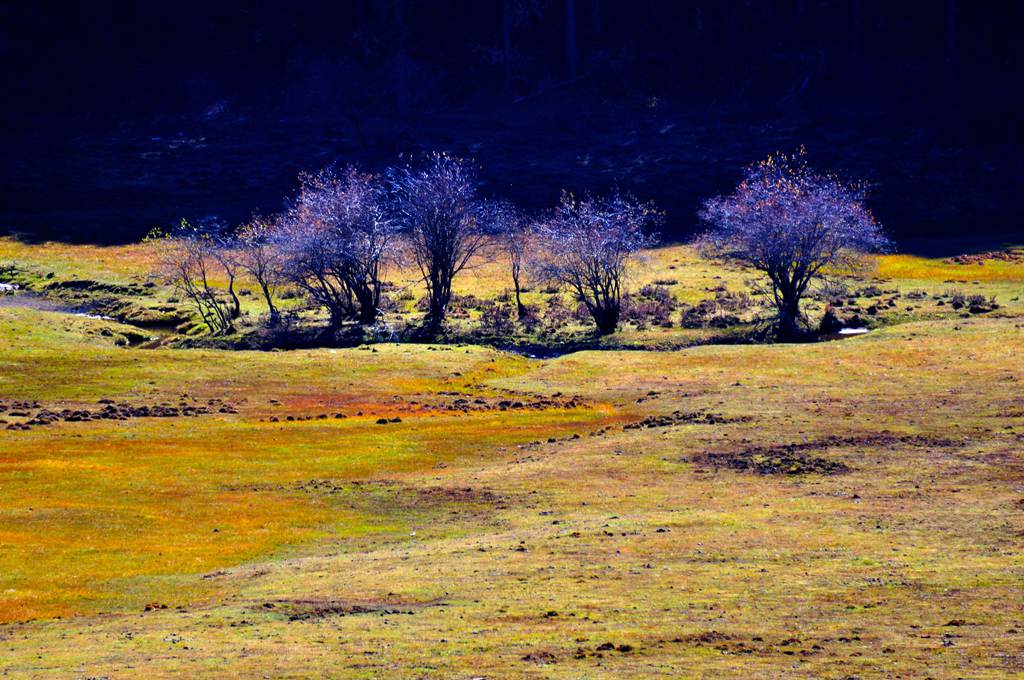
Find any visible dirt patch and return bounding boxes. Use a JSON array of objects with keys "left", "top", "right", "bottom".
[
  {"left": 521, "top": 650, "right": 559, "bottom": 664},
  {"left": 0, "top": 292, "right": 82, "bottom": 313},
  {"left": 624, "top": 410, "right": 750, "bottom": 430},
  {"left": 224, "top": 479, "right": 516, "bottom": 514},
  {"left": 945, "top": 248, "right": 1024, "bottom": 265},
  {"left": 677, "top": 631, "right": 733, "bottom": 644},
  {"left": 655, "top": 631, "right": 837, "bottom": 657},
  {"left": 261, "top": 597, "right": 433, "bottom": 622},
  {"left": 259, "top": 393, "right": 588, "bottom": 423},
  {"left": 696, "top": 447, "right": 850, "bottom": 475},
  {"left": 693, "top": 433, "right": 961, "bottom": 475},
  {"left": 0, "top": 397, "right": 237, "bottom": 430},
  {"left": 415, "top": 486, "right": 507, "bottom": 505},
  {"left": 411, "top": 391, "right": 587, "bottom": 414},
  {"left": 224, "top": 479, "right": 396, "bottom": 494}
]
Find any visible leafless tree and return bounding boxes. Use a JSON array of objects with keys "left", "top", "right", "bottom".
[
  {"left": 148, "top": 220, "right": 235, "bottom": 335},
  {"left": 208, "top": 226, "right": 242, "bottom": 320},
  {"left": 533, "top": 191, "right": 659, "bottom": 335},
  {"left": 492, "top": 200, "right": 531, "bottom": 317},
  {"left": 389, "top": 152, "right": 491, "bottom": 333},
  {"left": 235, "top": 215, "right": 284, "bottom": 325},
  {"left": 277, "top": 167, "right": 399, "bottom": 327},
  {"left": 698, "top": 148, "right": 891, "bottom": 339}
]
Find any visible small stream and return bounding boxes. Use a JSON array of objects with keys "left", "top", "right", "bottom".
[{"left": 0, "top": 289, "right": 113, "bottom": 320}]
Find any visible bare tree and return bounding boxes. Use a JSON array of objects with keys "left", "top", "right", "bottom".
[
  {"left": 533, "top": 191, "right": 659, "bottom": 335},
  {"left": 236, "top": 215, "right": 284, "bottom": 325},
  {"left": 277, "top": 167, "right": 399, "bottom": 327},
  {"left": 148, "top": 220, "right": 235, "bottom": 335},
  {"left": 698, "top": 148, "right": 891, "bottom": 340},
  {"left": 208, "top": 226, "right": 242, "bottom": 320},
  {"left": 492, "top": 200, "right": 531, "bottom": 318},
  {"left": 389, "top": 152, "right": 491, "bottom": 333}
]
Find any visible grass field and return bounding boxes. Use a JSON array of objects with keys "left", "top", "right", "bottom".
[{"left": 1, "top": 240, "right": 1023, "bottom": 677}]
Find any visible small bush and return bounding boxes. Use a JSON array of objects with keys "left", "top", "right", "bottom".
[
  {"left": 680, "top": 289, "right": 753, "bottom": 328},
  {"left": 813, "top": 279, "right": 850, "bottom": 302},
  {"left": 622, "top": 285, "right": 678, "bottom": 328},
  {"left": 479, "top": 302, "right": 516, "bottom": 336},
  {"left": 518, "top": 303, "right": 541, "bottom": 331},
  {"left": 713, "top": 289, "right": 753, "bottom": 312},
  {"left": 541, "top": 296, "right": 575, "bottom": 333},
  {"left": 859, "top": 285, "right": 883, "bottom": 298},
  {"left": 819, "top": 306, "right": 844, "bottom": 334}
]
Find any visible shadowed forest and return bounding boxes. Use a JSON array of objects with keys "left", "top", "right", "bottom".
[{"left": 2, "top": 1, "right": 1021, "bottom": 245}]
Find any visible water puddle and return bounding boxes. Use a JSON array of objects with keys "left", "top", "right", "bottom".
[{"left": 821, "top": 327, "right": 872, "bottom": 342}]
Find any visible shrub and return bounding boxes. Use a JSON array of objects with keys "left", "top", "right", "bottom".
[
  {"left": 698, "top": 148, "right": 890, "bottom": 340},
  {"left": 276, "top": 166, "right": 399, "bottom": 326},
  {"left": 479, "top": 302, "right": 516, "bottom": 336},
  {"left": 621, "top": 285, "right": 678, "bottom": 328},
  {"left": 532, "top": 191, "right": 660, "bottom": 335},
  {"left": 388, "top": 152, "right": 492, "bottom": 333}
]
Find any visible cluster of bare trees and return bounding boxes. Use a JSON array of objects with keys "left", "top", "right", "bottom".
[
  {"left": 152, "top": 149, "right": 886, "bottom": 342},
  {"left": 152, "top": 151, "right": 660, "bottom": 338}
]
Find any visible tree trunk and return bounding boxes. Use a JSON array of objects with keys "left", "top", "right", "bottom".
[
  {"left": 593, "top": 304, "right": 619, "bottom": 335},
  {"left": 425, "top": 284, "right": 450, "bottom": 335},
  {"left": 515, "top": 289, "right": 526, "bottom": 318},
  {"left": 260, "top": 283, "right": 279, "bottom": 326},
  {"left": 776, "top": 295, "right": 803, "bottom": 341},
  {"left": 512, "top": 267, "right": 526, "bottom": 317},
  {"left": 328, "top": 305, "right": 346, "bottom": 331},
  {"left": 357, "top": 296, "right": 378, "bottom": 325},
  {"left": 226, "top": 275, "right": 241, "bottom": 319}
]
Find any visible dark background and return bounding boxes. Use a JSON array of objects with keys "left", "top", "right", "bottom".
[{"left": 1, "top": 1, "right": 1022, "bottom": 248}]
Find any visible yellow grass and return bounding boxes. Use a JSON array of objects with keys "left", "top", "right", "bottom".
[
  {"left": 875, "top": 252, "right": 1024, "bottom": 283},
  {"left": 1, "top": 241, "right": 1023, "bottom": 676}
]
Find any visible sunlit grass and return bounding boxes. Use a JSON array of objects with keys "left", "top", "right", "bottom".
[
  {"left": 876, "top": 252, "right": 1024, "bottom": 283},
  {"left": 1, "top": 240, "right": 1023, "bottom": 676}
]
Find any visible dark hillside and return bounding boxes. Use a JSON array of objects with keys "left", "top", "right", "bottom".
[{"left": 1, "top": 1, "right": 1021, "bottom": 245}]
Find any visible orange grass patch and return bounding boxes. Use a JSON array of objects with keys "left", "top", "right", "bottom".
[{"left": 0, "top": 323, "right": 616, "bottom": 622}]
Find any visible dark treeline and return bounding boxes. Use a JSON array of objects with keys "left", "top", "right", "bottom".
[{"left": 1, "top": 1, "right": 1021, "bottom": 245}]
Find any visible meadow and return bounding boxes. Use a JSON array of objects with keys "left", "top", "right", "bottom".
[{"left": 1, "top": 238, "right": 1023, "bottom": 677}]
